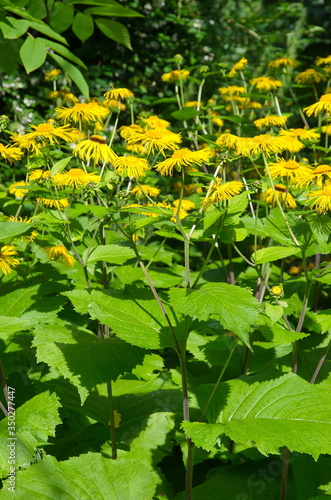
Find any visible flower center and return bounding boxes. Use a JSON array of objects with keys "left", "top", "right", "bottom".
[
  {"left": 284, "top": 161, "right": 300, "bottom": 170},
  {"left": 90, "top": 135, "right": 107, "bottom": 144},
  {"left": 320, "top": 94, "right": 331, "bottom": 102},
  {"left": 314, "top": 165, "right": 331, "bottom": 174},
  {"left": 275, "top": 184, "right": 287, "bottom": 192},
  {"left": 35, "top": 124, "right": 55, "bottom": 133}
]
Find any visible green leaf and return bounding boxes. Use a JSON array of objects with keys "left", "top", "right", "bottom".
[
  {"left": 27, "top": 0, "right": 47, "bottom": 19},
  {"left": 252, "top": 246, "right": 301, "bottom": 264},
  {"left": 0, "top": 391, "right": 61, "bottom": 476},
  {"left": 50, "top": 155, "right": 73, "bottom": 176},
  {"left": 44, "top": 40, "right": 87, "bottom": 68},
  {"left": 19, "top": 36, "right": 47, "bottom": 73},
  {"left": 1, "top": 454, "right": 157, "bottom": 499},
  {"left": 83, "top": 4, "right": 144, "bottom": 17},
  {"left": 49, "top": 52, "right": 89, "bottom": 99},
  {"left": 49, "top": 2, "right": 74, "bottom": 33},
  {"left": 171, "top": 108, "right": 200, "bottom": 120},
  {"left": 32, "top": 323, "right": 146, "bottom": 403},
  {"left": 72, "top": 12, "right": 94, "bottom": 43},
  {"left": 315, "top": 309, "right": 331, "bottom": 333},
  {"left": 256, "top": 323, "right": 309, "bottom": 345},
  {"left": 0, "top": 316, "right": 28, "bottom": 340},
  {"left": 181, "top": 422, "right": 225, "bottom": 452},
  {"left": 95, "top": 18, "right": 132, "bottom": 49},
  {"left": 0, "top": 221, "right": 32, "bottom": 242},
  {"left": 169, "top": 283, "right": 260, "bottom": 347},
  {"left": 190, "top": 373, "right": 331, "bottom": 460},
  {"left": 83, "top": 244, "right": 135, "bottom": 265},
  {"left": 0, "top": 17, "right": 29, "bottom": 38}
]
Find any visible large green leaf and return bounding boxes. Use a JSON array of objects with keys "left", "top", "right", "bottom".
[
  {"left": 0, "top": 221, "right": 32, "bottom": 242},
  {"left": 83, "top": 244, "right": 135, "bottom": 265},
  {"left": 0, "top": 316, "right": 29, "bottom": 340},
  {"left": 49, "top": 52, "right": 89, "bottom": 99},
  {"left": 44, "top": 40, "right": 87, "bottom": 68},
  {"left": 49, "top": 2, "right": 74, "bottom": 33},
  {"left": 0, "top": 17, "right": 29, "bottom": 38},
  {"left": 83, "top": 3, "right": 144, "bottom": 17},
  {"left": 169, "top": 283, "right": 260, "bottom": 347},
  {"left": 95, "top": 18, "right": 132, "bottom": 49},
  {"left": 72, "top": 12, "right": 94, "bottom": 43},
  {"left": 0, "top": 391, "right": 61, "bottom": 476},
  {"left": 252, "top": 246, "right": 301, "bottom": 264},
  {"left": 19, "top": 36, "right": 47, "bottom": 73},
  {"left": 184, "top": 373, "right": 331, "bottom": 460},
  {"left": 1, "top": 454, "right": 157, "bottom": 499},
  {"left": 32, "top": 323, "right": 146, "bottom": 403}
]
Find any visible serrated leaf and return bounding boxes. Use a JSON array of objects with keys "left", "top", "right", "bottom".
[
  {"left": 0, "top": 17, "right": 29, "bottom": 38},
  {"left": 32, "top": 323, "right": 146, "bottom": 403},
  {"left": 49, "top": 52, "right": 89, "bottom": 98},
  {"left": 190, "top": 373, "right": 331, "bottom": 460},
  {"left": 95, "top": 18, "right": 132, "bottom": 49},
  {"left": 19, "top": 36, "right": 47, "bottom": 73},
  {"left": 181, "top": 421, "right": 223, "bottom": 451},
  {"left": 256, "top": 323, "right": 309, "bottom": 345},
  {"left": 0, "top": 221, "right": 32, "bottom": 242},
  {"left": 1, "top": 454, "right": 157, "bottom": 499},
  {"left": 169, "top": 283, "right": 259, "bottom": 347},
  {"left": 0, "top": 391, "right": 61, "bottom": 476},
  {"left": 83, "top": 244, "right": 135, "bottom": 265},
  {"left": 315, "top": 309, "right": 331, "bottom": 333},
  {"left": 0, "top": 316, "right": 28, "bottom": 340},
  {"left": 253, "top": 246, "right": 301, "bottom": 264},
  {"left": 72, "top": 11, "right": 94, "bottom": 43}
]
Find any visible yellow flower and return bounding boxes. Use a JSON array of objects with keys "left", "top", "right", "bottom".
[
  {"left": 73, "top": 135, "right": 117, "bottom": 164},
  {"left": 131, "top": 185, "right": 160, "bottom": 198},
  {"left": 271, "top": 285, "right": 283, "bottom": 297},
  {"left": 12, "top": 123, "right": 74, "bottom": 152},
  {"left": 208, "top": 110, "right": 224, "bottom": 127},
  {"left": 307, "top": 185, "right": 331, "bottom": 213},
  {"left": 161, "top": 69, "right": 190, "bottom": 83},
  {"left": 28, "top": 169, "right": 51, "bottom": 182},
  {"left": 0, "top": 245, "right": 19, "bottom": 275},
  {"left": 185, "top": 101, "right": 203, "bottom": 108},
  {"left": 295, "top": 164, "right": 331, "bottom": 188},
  {"left": 54, "top": 169, "right": 100, "bottom": 189},
  {"left": 254, "top": 115, "right": 288, "bottom": 130},
  {"left": 37, "top": 198, "right": 69, "bottom": 210},
  {"left": 128, "top": 128, "right": 182, "bottom": 156},
  {"left": 44, "top": 245, "right": 76, "bottom": 267},
  {"left": 103, "top": 87, "right": 134, "bottom": 100},
  {"left": 8, "top": 181, "right": 29, "bottom": 198},
  {"left": 250, "top": 77, "right": 282, "bottom": 91},
  {"left": 56, "top": 102, "right": 109, "bottom": 124},
  {"left": 228, "top": 57, "right": 248, "bottom": 77},
  {"left": 294, "top": 69, "right": 326, "bottom": 84},
  {"left": 155, "top": 148, "right": 212, "bottom": 176},
  {"left": 235, "top": 134, "right": 295, "bottom": 156},
  {"left": 0, "top": 143, "right": 23, "bottom": 163},
  {"left": 125, "top": 143, "right": 145, "bottom": 155},
  {"left": 44, "top": 69, "right": 62, "bottom": 81},
  {"left": 113, "top": 156, "right": 150, "bottom": 179},
  {"left": 260, "top": 184, "right": 296, "bottom": 208},
  {"left": 104, "top": 99, "right": 126, "bottom": 111},
  {"left": 279, "top": 127, "right": 320, "bottom": 142},
  {"left": 322, "top": 124, "right": 331, "bottom": 135},
  {"left": 268, "top": 158, "right": 312, "bottom": 180},
  {"left": 218, "top": 85, "right": 246, "bottom": 95},
  {"left": 215, "top": 133, "right": 239, "bottom": 150},
  {"left": 304, "top": 94, "right": 331, "bottom": 117},
  {"left": 246, "top": 100, "right": 263, "bottom": 109},
  {"left": 119, "top": 124, "right": 144, "bottom": 141},
  {"left": 268, "top": 57, "right": 300, "bottom": 69},
  {"left": 172, "top": 199, "right": 195, "bottom": 220},
  {"left": 139, "top": 115, "right": 171, "bottom": 129},
  {"left": 315, "top": 55, "right": 331, "bottom": 66},
  {"left": 202, "top": 179, "right": 243, "bottom": 210}
]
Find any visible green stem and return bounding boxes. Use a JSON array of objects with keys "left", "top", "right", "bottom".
[{"left": 107, "top": 379, "right": 117, "bottom": 459}]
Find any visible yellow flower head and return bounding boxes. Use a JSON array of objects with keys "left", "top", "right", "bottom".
[
  {"left": 103, "top": 87, "right": 134, "bottom": 100},
  {"left": 172, "top": 199, "right": 195, "bottom": 220},
  {"left": 268, "top": 57, "right": 300, "bottom": 69},
  {"left": 73, "top": 135, "right": 117, "bottom": 164},
  {"left": 294, "top": 68, "right": 326, "bottom": 84},
  {"left": 119, "top": 124, "right": 144, "bottom": 141},
  {"left": 56, "top": 102, "right": 109, "bottom": 124},
  {"left": 8, "top": 181, "right": 29, "bottom": 198},
  {"left": 228, "top": 57, "right": 248, "bottom": 77},
  {"left": 315, "top": 55, "right": 331, "bottom": 66},
  {"left": 215, "top": 133, "right": 239, "bottom": 150},
  {"left": 12, "top": 123, "right": 74, "bottom": 152},
  {"left": 218, "top": 85, "right": 246, "bottom": 95},
  {"left": 271, "top": 285, "right": 283, "bottom": 297},
  {"left": 235, "top": 134, "right": 292, "bottom": 156},
  {"left": 250, "top": 77, "right": 282, "bottom": 91},
  {"left": 139, "top": 115, "right": 171, "bottom": 129},
  {"left": 0, "top": 143, "right": 23, "bottom": 163},
  {"left": 304, "top": 94, "right": 331, "bottom": 117},
  {"left": 44, "top": 69, "right": 62, "bottom": 81},
  {"left": 307, "top": 185, "right": 331, "bottom": 213},
  {"left": 202, "top": 179, "right": 243, "bottom": 210},
  {"left": 184, "top": 101, "right": 203, "bottom": 108},
  {"left": 268, "top": 158, "right": 312, "bottom": 180},
  {"left": 260, "top": 184, "right": 296, "bottom": 208},
  {"left": 104, "top": 99, "right": 126, "bottom": 111},
  {"left": 125, "top": 143, "right": 145, "bottom": 155},
  {"left": 45, "top": 245, "right": 76, "bottom": 267},
  {"left": 155, "top": 148, "right": 212, "bottom": 176},
  {"left": 128, "top": 128, "right": 182, "bottom": 156},
  {"left": 209, "top": 111, "right": 224, "bottom": 127},
  {"left": 131, "top": 185, "right": 160, "bottom": 198},
  {"left": 37, "top": 197, "right": 70, "bottom": 210},
  {"left": 279, "top": 127, "right": 320, "bottom": 142},
  {"left": 0, "top": 245, "right": 19, "bottom": 275},
  {"left": 254, "top": 115, "right": 288, "bottom": 130},
  {"left": 295, "top": 164, "right": 331, "bottom": 188},
  {"left": 113, "top": 156, "right": 150, "bottom": 179},
  {"left": 29, "top": 169, "right": 51, "bottom": 182},
  {"left": 161, "top": 69, "right": 190, "bottom": 83},
  {"left": 54, "top": 169, "right": 100, "bottom": 189}
]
